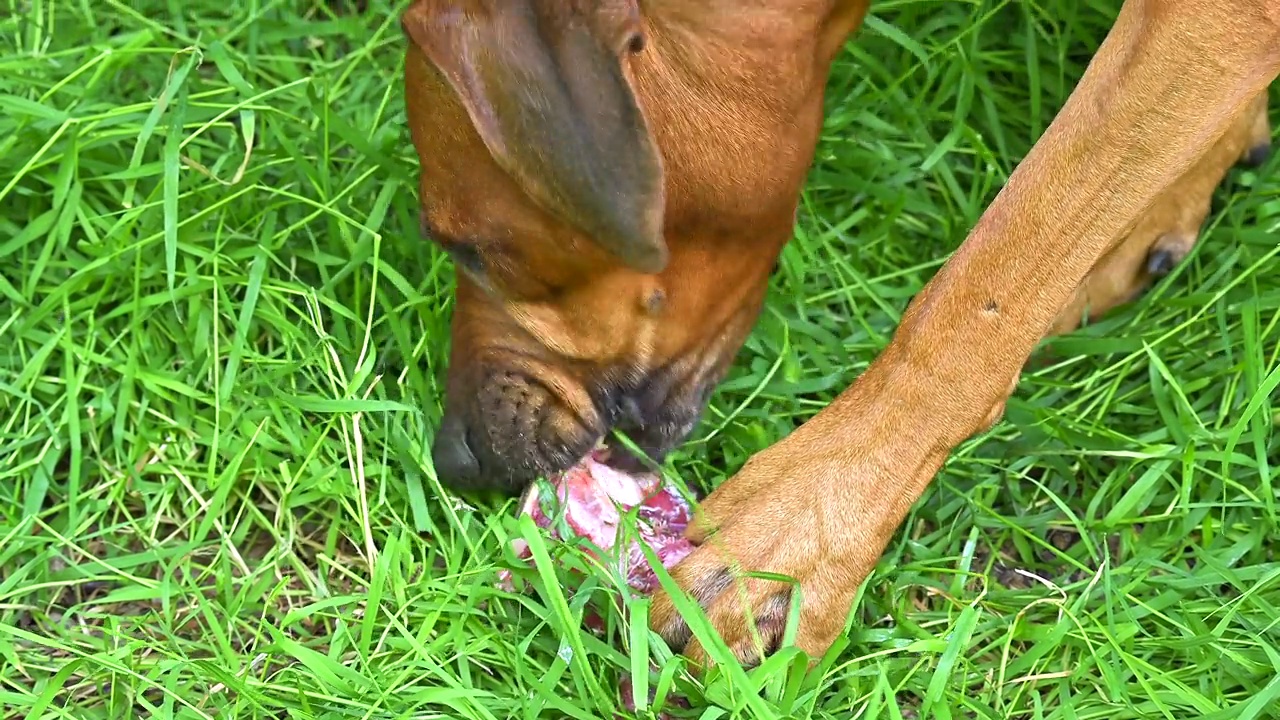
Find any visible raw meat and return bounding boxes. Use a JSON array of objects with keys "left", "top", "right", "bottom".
[
  {"left": 498, "top": 448, "right": 696, "bottom": 594},
  {"left": 497, "top": 448, "right": 697, "bottom": 719}
]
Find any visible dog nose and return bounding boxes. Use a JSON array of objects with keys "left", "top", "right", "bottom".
[{"left": 431, "top": 412, "right": 480, "bottom": 484}]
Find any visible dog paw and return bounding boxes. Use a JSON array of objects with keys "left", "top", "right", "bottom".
[
  {"left": 647, "top": 425, "right": 901, "bottom": 669},
  {"left": 1049, "top": 92, "right": 1271, "bottom": 335}
]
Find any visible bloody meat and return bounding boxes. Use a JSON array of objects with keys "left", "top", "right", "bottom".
[
  {"left": 498, "top": 448, "right": 696, "bottom": 718},
  {"left": 499, "top": 448, "right": 696, "bottom": 593}
]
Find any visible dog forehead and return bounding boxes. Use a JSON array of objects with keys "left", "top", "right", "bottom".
[{"left": 408, "top": 0, "right": 642, "bottom": 42}]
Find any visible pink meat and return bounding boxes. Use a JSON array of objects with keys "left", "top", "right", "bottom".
[
  {"left": 496, "top": 448, "right": 696, "bottom": 718},
  {"left": 499, "top": 449, "right": 696, "bottom": 594}
]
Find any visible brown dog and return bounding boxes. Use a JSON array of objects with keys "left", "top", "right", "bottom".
[{"left": 401, "top": 0, "right": 1280, "bottom": 667}]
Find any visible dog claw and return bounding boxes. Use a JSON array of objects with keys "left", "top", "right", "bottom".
[
  {"left": 1243, "top": 142, "right": 1272, "bottom": 168},
  {"left": 1146, "top": 247, "right": 1178, "bottom": 277},
  {"left": 1146, "top": 231, "right": 1197, "bottom": 278}
]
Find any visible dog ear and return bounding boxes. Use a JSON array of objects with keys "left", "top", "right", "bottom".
[{"left": 402, "top": 0, "right": 668, "bottom": 273}]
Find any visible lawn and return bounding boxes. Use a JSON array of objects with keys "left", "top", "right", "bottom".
[{"left": 2, "top": 0, "right": 1279, "bottom": 718}]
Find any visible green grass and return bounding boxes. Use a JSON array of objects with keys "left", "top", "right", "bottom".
[{"left": 2, "top": 0, "right": 1279, "bottom": 717}]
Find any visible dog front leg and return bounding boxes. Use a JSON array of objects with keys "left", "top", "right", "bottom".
[{"left": 651, "top": 0, "right": 1280, "bottom": 667}]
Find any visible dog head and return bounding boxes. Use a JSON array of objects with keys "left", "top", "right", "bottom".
[{"left": 403, "top": 0, "right": 845, "bottom": 492}]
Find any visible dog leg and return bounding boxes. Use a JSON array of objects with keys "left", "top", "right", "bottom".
[
  {"left": 1052, "top": 93, "right": 1272, "bottom": 334},
  {"left": 651, "top": 0, "right": 1280, "bottom": 667}
]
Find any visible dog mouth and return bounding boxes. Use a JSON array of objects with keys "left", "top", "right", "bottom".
[
  {"left": 585, "top": 374, "right": 713, "bottom": 475},
  {"left": 593, "top": 426, "right": 666, "bottom": 473},
  {"left": 433, "top": 357, "right": 719, "bottom": 493},
  {"left": 493, "top": 382, "right": 702, "bottom": 588}
]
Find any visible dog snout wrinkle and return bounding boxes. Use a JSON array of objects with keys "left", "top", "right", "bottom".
[{"left": 435, "top": 363, "right": 609, "bottom": 491}]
